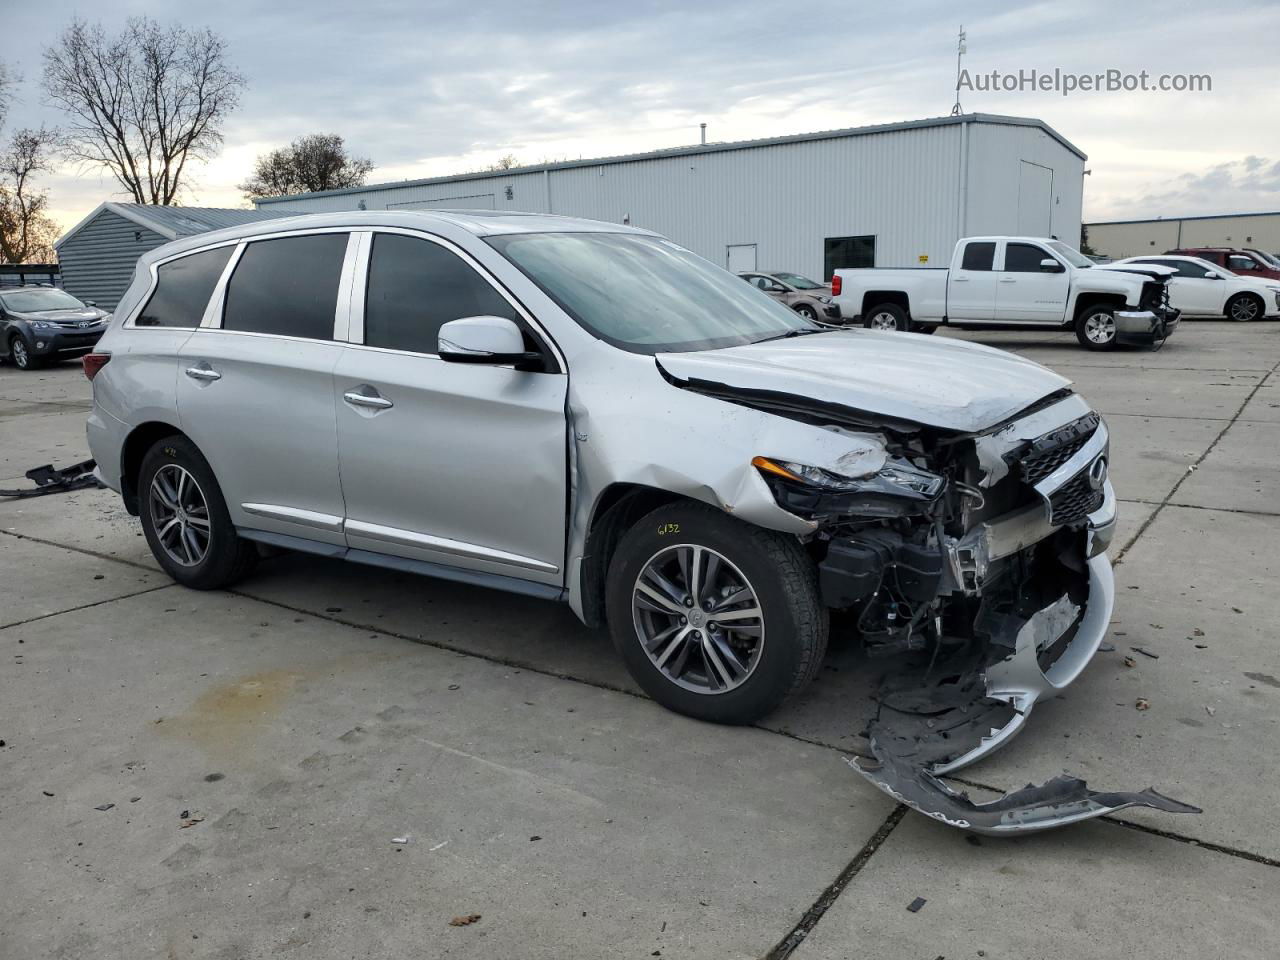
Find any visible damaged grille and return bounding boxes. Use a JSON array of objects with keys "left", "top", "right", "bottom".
[
  {"left": 1017, "top": 413, "right": 1100, "bottom": 485},
  {"left": 1047, "top": 470, "right": 1104, "bottom": 525}
]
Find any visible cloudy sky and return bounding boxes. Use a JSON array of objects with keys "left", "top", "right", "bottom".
[{"left": 2, "top": 0, "right": 1277, "bottom": 236}]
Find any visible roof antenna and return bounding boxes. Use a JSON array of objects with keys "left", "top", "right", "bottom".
[
  {"left": 950, "top": 26, "right": 967, "bottom": 116},
  {"left": 700, "top": 122, "right": 707, "bottom": 145}
]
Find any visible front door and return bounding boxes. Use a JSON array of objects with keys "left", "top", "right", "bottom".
[
  {"left": 334, "top": 230, "right": 568, "bottom": 587},
  {"left": 994, "top": 241, "right": 1070, "bottom": 323},
  {"left": 176, "top": 231, "right": 352, "bottom": 546}
]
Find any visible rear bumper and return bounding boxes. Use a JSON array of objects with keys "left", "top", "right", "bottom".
[{"left": 1114, "top": 308, "right": 1179, "bottom": 346}]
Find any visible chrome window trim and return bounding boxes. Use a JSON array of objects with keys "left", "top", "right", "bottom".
[
  {"left": 122, "top": 237, "right": 244, "bottom": 331},
  {"left": 356, "top": 226, "right": 566, "bottom": 371},
  {"left": 342, "top": 231, "right": 371, "bottom": 343},
  {"left": 200, "top": 242, "right": 246, "bottom": 328}
]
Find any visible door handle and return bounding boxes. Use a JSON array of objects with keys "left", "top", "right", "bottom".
[
  {"left": 998, "top": 278, "right": 1017, "bottom": 283},
  {"left": 343, "top": 390, "right": 393, "bottom": 410},
  {"left": 952, "top": 276, "right": 969, "bottom": 282},
  {"left": 185, "top": 364, "right": 221, "bottom": 381}
]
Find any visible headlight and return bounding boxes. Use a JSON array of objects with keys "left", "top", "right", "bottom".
[
  {"left": 817, "top": 296, "right": 832, "bottom": 304},
  {"left": 30, "top": 320, "right": 55, "bottom": 329},
  {"left": 752, "top": 456, "right": 944, "bottom": 499}
]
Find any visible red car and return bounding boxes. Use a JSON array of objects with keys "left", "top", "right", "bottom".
[{"left": 1167, "top": 247, "right": 1280, "bottom": 281}]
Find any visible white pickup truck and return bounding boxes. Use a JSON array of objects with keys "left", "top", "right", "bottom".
[{"left": 832, "top": 236, "right": 1180, "bottom": 350}]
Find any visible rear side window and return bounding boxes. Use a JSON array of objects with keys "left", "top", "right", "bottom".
[
  {"left": 1004, "top": 243, "right": 1051, "bottom": 273},
  {"left": 222, "top": 234, "right": 349, "bottom": 339},
  {"left": 960, "top": 242, "right": 995, "bottom": 271},
  {"left": 136, "top": 246, "right": 234, "bottom": 327},
  {"left": 364, "top": 233, "right": 520, "bottom": 354}
]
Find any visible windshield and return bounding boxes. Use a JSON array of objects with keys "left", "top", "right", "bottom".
[
  {"left": 0, "top": 288, "right": 86, "bottom": 312},
  {"left": 771, "top": 272, "right": 824, "bottom": 290},
  {"left": 1046, "top": 241, "right": 1093, "bottom": 269},
  {"left": 488, "top": 232, "right": 815, "bottom": 353}
]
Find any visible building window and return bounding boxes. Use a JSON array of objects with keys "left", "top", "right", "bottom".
[{"left": 823, "top": 236, "right": 875, "bottom": 279}]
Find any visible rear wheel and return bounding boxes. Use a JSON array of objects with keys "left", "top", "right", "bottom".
[
  {"left": 605, "top": 502, "right": 827, "bottom": 724},
  {"left": 1226, "top": 293, "right": 1262, "bottom": 322},
  {"left": 1075, "top": 307, "right": 1118, "bottom": 351},
  {"left": 864, "top": 303, "right": 908, "bottom": 332},
  {"left": 138, "top": 436, "right": 257, "bottom": 589}
]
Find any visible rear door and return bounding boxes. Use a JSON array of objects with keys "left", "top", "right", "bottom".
[
  {"left": 993, "top": 241, "right": 1069, "bottom": 323},
  {"left": 333, "top": 229, "right": 568, "bottom": 587},
  {"left": 947, "top": 240, "right": 998, "bottom": 321},
  {"left": 176, "top": 230, "right": 353, "bottom": 546}
]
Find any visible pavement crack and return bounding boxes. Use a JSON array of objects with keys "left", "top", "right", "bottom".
[
  {"left": 761, "top": 804, "right": 908, "bottom": 960},
  {"left": 1, "top": 582, "right": 176, "bottom": 631},
  {"left": 0, "top": 528, "right": 158, "bottom": 572},
  {"left": 1113, "top": 355, "right": 1280, "bottom": 566}
]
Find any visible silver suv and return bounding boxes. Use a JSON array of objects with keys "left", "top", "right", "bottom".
[{"left": 85, "top": 211, "right": 1122, "bottom": 827}]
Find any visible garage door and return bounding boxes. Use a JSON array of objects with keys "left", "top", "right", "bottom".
[
  {"left": 1017, "top": 161, "right": 1053, "bottom": 237},
  {"left": 388, "top": 194, "right": 496, "bottom": 211}
]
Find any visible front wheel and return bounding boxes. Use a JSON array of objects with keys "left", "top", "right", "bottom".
[
  {"left": 1075, "top": 307, "right": 1118, "bottom": 351},
  {"left": 1226, "top": 293, "right": 1262, "bottom": 322},
  {"left": 794, "top": 303, "right": 818, "bottom": 322},
  {"left": 9, "top": 335, "right": 42, "bottom": 370},
  {"left": 864, "top": 303, "right": 908, "bottom": 331},
  {"left": 138, "top": 436, "right": 258, "bottom": 589},
  {"left": 605, "top": 502, "right": 827, "bottom": 724}
]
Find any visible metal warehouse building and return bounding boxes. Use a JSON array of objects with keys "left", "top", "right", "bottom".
[
  {"left": 54, "top": 203, "right": 286, "bottom": 310},
  {"left": 255, "top": 113, "right": 1086, "bottom": 280},
  {"left": 1086, "top": 211, "right": 1280, "bottom": 260}
]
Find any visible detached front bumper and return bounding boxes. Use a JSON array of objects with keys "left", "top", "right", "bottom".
[{"left": 1115, "top": 308, "right": 1179, "bottom": 347}]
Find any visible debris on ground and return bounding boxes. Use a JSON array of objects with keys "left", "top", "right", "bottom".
[
  {"left": 391, "top": 837, "right": 409, "bottom": 844},
  {"left": 907, "top": 897, "right": 927, "bottom": 913},
  {"left": 1098, "top": 642, "right": 1116, "bottom": 653},
  {"left": 42, "top": 790, "right": 54, "bottom": 797},
  {"left": 0, "top": 460, "right": 102, "bottom": 498},
  {"left": 1205, "top": 706, "right": 1216, "bottom": 717},
  {"left": 94, "top": 803, "right": 114, "bottom": 811},
  {"left": 1123, "top": 656, "right": 1137, "bottom": 668},
  {"left": 1131, "top": 647, "right": 1160, "bottom": 660},
  {"left": 448, "top": 914, "right": 482, "bottom": 927},
  {"left": 179, "top": 809, "right": 189, "bottom": 819},
  {"left": 1135, "top": 698, "right": 1150, "bottom": 711},
  {"left": 180, "top": 815, "right": 205, "bottom": 828}
]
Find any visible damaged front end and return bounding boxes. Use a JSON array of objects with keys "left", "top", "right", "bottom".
[{"left": 748, "top": 393, "right": 1199, "bottom": 834}]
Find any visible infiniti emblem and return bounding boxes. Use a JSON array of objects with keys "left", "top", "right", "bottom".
[{"left": 1087, "top": 455, "right": 1108, "bottom": 491}]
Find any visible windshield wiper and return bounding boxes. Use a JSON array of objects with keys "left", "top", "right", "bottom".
[{"left": 753, "top": 327, "right": 827, "bottom": 344}]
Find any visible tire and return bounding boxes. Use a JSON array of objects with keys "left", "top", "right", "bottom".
[
  {"left": 1226, "top": 293, "right": 1262, "bottom": 322},
  {"left": 605, "top": 501, "right": 828, "bottom": 724},
  {"left": 864, "top": 302, "right": 909, "bottom": 332},
  {"left": 794, "top": 303, "right": 819, "bottom": 322},
  {"left": 137, "top": 435, "right": 258, "bottom": 589},
  {"left": 9, "top": 334, "right": 42, "bottom": 370},
  {"left": 1074, "top": 306, "right": 1119, "bottom": 351}
]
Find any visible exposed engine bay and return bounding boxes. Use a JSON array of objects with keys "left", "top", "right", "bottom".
[{"left": 668, "top": 367, "right": 1201, "bottom": 835}]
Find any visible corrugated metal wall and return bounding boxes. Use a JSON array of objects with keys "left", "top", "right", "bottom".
[
  {"left": 259, "top": 119, "right": 1086, "bottom": 279},
  {"left": 58, "top": 210, "right": 169, "bottom": 310},
  {"left": 1088, "top": 214, "right": 1280, "bottom": 260}
]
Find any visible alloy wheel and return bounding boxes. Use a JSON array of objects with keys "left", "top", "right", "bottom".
[
  {"left": 1083, "top": 311, "right": 1116, "bottom": 344},
  {"left": 149, "top": 464, "right": 212, "bottom": 567},
  {"left": 869, "top": 311, "right": 899, "bottom": 330},
  {"left": 1230, "top": 297, "right": 1260, "bottom": 322},
  {"left": 631, "top": 544, "right": 765, "bottom": 695},
  {"left": 11, "top": 338, "right": 29, "bottom": 368}
]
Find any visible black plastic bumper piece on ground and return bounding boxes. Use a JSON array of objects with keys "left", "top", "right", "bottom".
[{"left": 0, "top": 459, "right": 102, "bottom": 498}]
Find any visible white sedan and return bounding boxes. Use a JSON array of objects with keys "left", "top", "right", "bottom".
[{"left": 1107, "top": 255, "right": 1280, "bottom": 321}]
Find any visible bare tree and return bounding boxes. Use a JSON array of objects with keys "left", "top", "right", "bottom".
[
  {"left": 0, "top": 127, "right": 60, "bottom": 263},
  {"left": 240, "top": 134, "right": 374, "bottom": 200},
  {"left": 486, "top": 153, "right": 520, "bottom": 172},
  {"left": 0, "top": 64, "right": 12, "bottom": 130},
  {"left": 42, "top": 17, "right": 244, "bottom": 205}
]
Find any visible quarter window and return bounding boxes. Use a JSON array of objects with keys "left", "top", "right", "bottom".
[
  {"left": 1004, "top": 243, "right": 1052, "bottom": 273},
  {"left": 136, "top": 246, "right": 234, "bottom": 327},
  {"left": 960, "top": 242, "right": 995, "bottom": 271},
  {"left": 222, "top": 234, "right": 349, "bottom": 339},
  {"left": 363, "top": 233, "right": 520, "bottom": 354}
]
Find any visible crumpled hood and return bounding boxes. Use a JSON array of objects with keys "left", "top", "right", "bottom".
[{"left": 656, "top": 329, "right": 1072, "bottom": 433}]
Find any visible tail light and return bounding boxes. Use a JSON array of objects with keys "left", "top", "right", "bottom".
[
  {"left": 830, "top": 274, "right": 842, "bottom": 296},
  {"left": 82, "top": 353, "right": 111, "bottom": 381}
]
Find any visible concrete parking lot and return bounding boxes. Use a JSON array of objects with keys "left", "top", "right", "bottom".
[{"left": 2, "top": 322, "right": 1278, "bottom": 959}]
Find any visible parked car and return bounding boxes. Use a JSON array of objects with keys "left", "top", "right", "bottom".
[
  {"left": 831, "top": 236, "right": 1180, "bottom": 350},
  {"left": 0, "top": 286, "right": 111, "bottom": 370},
  {"left": 1103, "top": 255, "right": 1280, "bottom": 321},
  {"left": 85, "top": 210, "right": 1142, "bottom": 831},
  {"left": 1168, "top": 247, "right": 1280, "bottom": 281},
  {"left": 1243, "top": 248, "right": 1280, "bottom": 271},
  {"left": 738, "top": 271, "right": 843, "bottom": 323}
]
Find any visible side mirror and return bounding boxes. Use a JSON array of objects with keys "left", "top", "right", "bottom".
[
  {"left": 438, "top": 316, "right": 543, "bottom": 370},
  {"left": 1039, "top": 258, "right": 1064, "bottom": 273},
  {"left": 1203, "top": 271, "right": 1220, "bottom": 279},
  {"left": 84, "top": 300, "right": 97, "bottom": 307}
]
